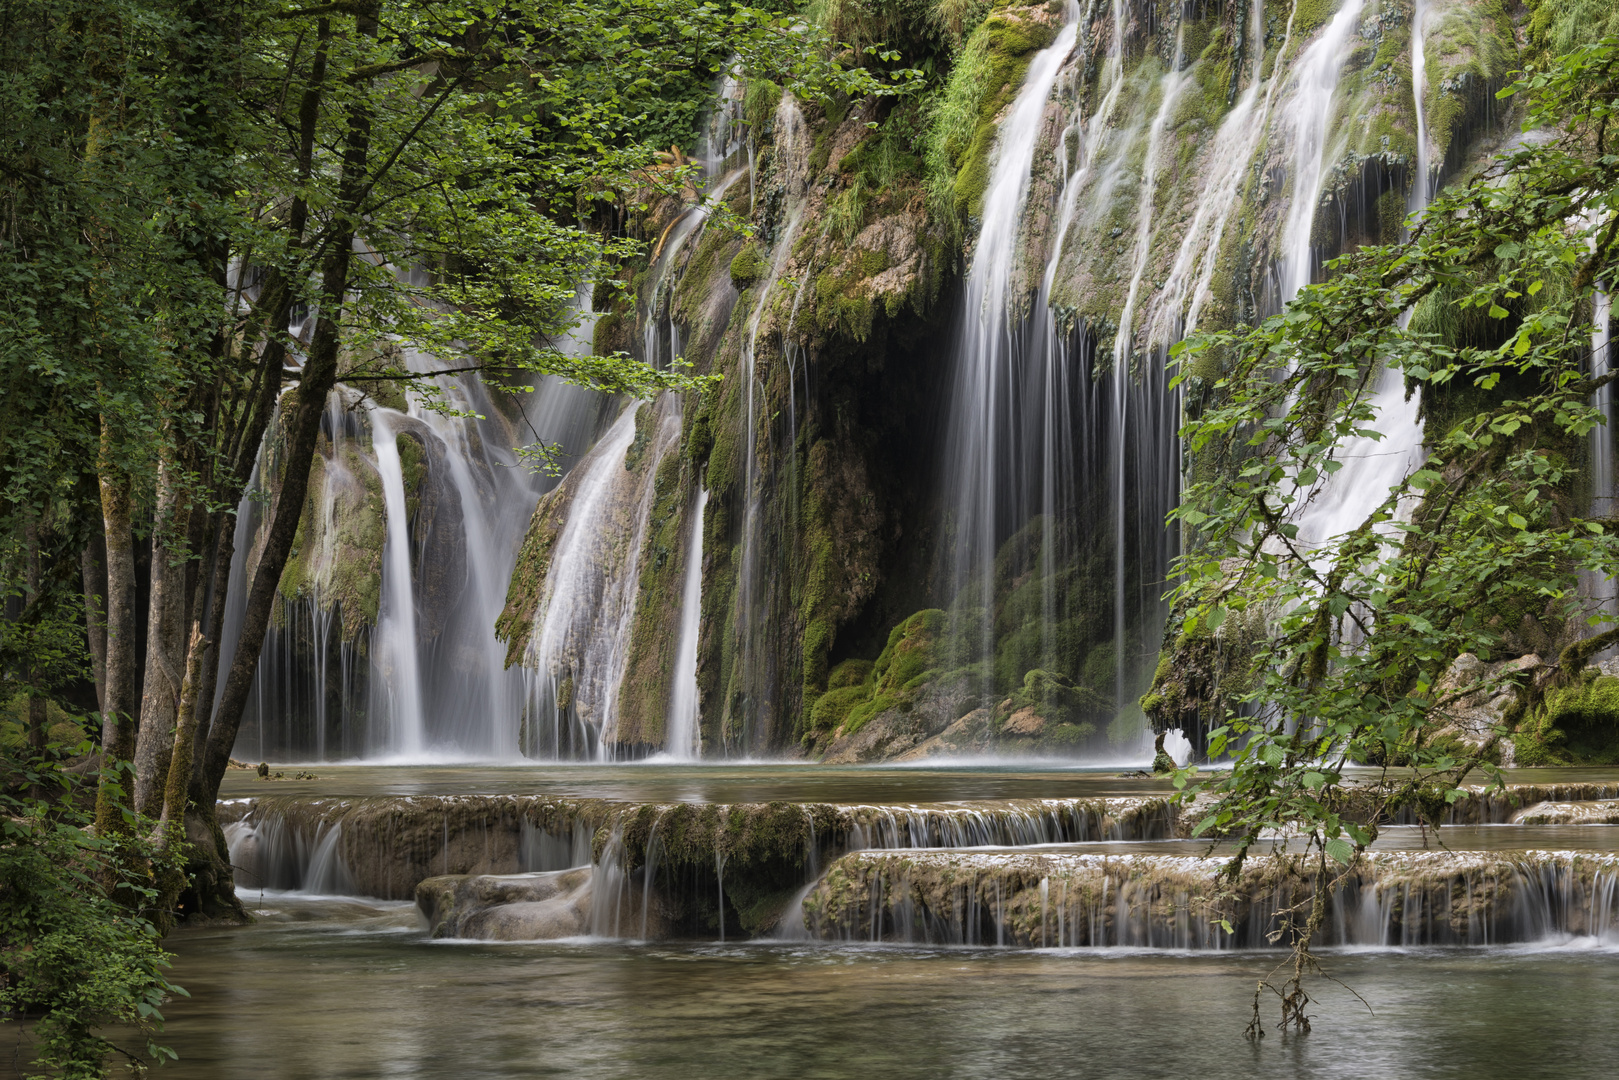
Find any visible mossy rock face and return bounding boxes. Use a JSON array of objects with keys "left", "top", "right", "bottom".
[
  {"left": 1518, "top": 671, "right": 1619, "bottom": 765},
  {"left": 496, "top": 484, "right": 569, "bottom": 667},
  {"left": 924, "top": 3, "right": 1063, "bottom": 222},
  {"left": 1008, "top": 668, "right": 1108, "bottom": 730},
  {"left": 614, "top": 438, "right": 697, "bottom": 752},
  {"left": 276, "top": 426, "right": 387, "bottom": 635},
  {"left": 827, "top": 658, "right": 873, "bottom": 689}
]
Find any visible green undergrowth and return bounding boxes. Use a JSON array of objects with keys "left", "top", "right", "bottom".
[{"left": 1525, "top": 0, "right": 1619, "bottom": 60}]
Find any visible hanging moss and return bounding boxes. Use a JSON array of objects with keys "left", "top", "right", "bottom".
[
  {"left": 276, "top": 436, "right": 386, "bottom": 636},
  {"left": 396, "top": 431, "right": 426, "bottom": 522},
  {"left": 615, "top": 448, "right": 694, "bottom": 751}
]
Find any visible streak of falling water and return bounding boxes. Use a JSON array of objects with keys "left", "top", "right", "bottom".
[
  {"left": 1587, "top": 287, "right": 1615, "bottom": 645},
  {"left": 522, "top": 406, "right": 647, "bottom": 757},
  {"left": 368, "top": 409, "right": 427, "bottom": 758},
  {"left": 1279, "top": 0, "right": 1368, "bottom": 300},
  {"left": 642, "top": 170, "right": 745, "bottom": 371},
  {"left": 1111, "top": 32, "right": 1184, "bottom": 711},
  {"left": 942, "top": 2, "right": 1078, "bottom": 686},
  {"left": 1411, "top": 0, "right": 1431, "bottom": 210},
  {"left": 1157, "top": 0, "right": 1290, "bottom": 340},
  {"left": 1293, "top": 4, "right": 1425, "bottom": 553},
  {"left": 666, "top": 487, "right": 709, "bottom": 759},
  {"left": 731, "top": 92, "right": 807, "bottom": 753}
]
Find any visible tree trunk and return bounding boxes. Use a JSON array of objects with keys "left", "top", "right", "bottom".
[
  {"left": 95, "top": 420, "right": 139, "bottom": 834},
  {"left": 23, "top": 525, "right": 47, "bottom": 758},
  {"left": 82, "top": 532, "right": 108, "bottom": 713},
  {"left": 133, "top": 454, "right": 190, "bottom": 817},
  {"left": 158, "top": 624, "right": 206, "bottom": 837},
  {"left": 199, "top": 4, "right": 373, "bottom": 804}
]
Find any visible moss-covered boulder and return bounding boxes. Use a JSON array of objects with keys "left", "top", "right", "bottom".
[{"left": 1516, "top": 666, "right": 1619, "bottom": 765}]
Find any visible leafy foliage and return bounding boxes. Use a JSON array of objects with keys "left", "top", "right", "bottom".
[
  {"left": 1165, "top": 34, "right": 1619, "bottom": 934},
  {"left": 1, "top": 754, "right": 185, "bottom": 1078}
]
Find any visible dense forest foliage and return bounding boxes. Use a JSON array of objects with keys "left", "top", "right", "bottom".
[
  {"left": 0, "top": 1, "right": 902, "bottom": 1072},
  {"left": 5, "top": 0, "right": 1619, "bottom": 1070}
]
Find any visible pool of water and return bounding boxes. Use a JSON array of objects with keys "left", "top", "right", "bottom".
[
  {"left": 218, "top": 762, "right": 1619, "bottom": 805},
  {"left": 63, "top": 892, "right": 1619, "bottom": 1080},
  {"left": 218, "top": 762, "right": 1176, "bottom": 803}
]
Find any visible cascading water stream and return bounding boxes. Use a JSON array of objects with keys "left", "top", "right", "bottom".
[
  {"left": 368, "top": 410, "right": 428, "bottom": 758},
  {"left": 942, "top": 3, "right": 1078, "bottom": 682},
  {"left": 1412, "top": 0, "right": 1432, "bottom": 210},
  {"left": 223, "top": 293, "right": 604, "bottom": 761},
  {"left": 1278, "top": 0, "right": 1368, "bottom": 301},
  {"left": 665, "top": 487, "right": 709, "bottom": 760},
  {"left": 731, "top": 92, "right": 808, "bottom": 753},
  {"left": 1586, "top": 287, "right": 1615, "bottom": 641},
  {"left": 521, "top": 399, "right": 681, "bottom": 756},
  {"left": 1291, "top": 3, "right": 1426, "bottom": 553},
  {"left": 1109, "top": 31, "right": 1184, "bottom": 712}
]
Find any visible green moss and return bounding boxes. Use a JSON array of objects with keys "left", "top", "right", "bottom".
[
  {"left": 923, "top": 4, "right": 1055, "bottom": 222},
  {"left": 396, "top": 432, "right": 425, "bottom": 522},
  {"left": 615, "top": 443, "right": 692, "bottom": 750},
  {"left": 1008, "top": 668, "right": 1109, "bottom": 726},
  {"left": 1517, "top": 673, "right": 1619, "bottom": 765},
  {"left": 276, "top": 437, "right": 386, "bottom": 634},
  {"left": 496, "top": 487, "right": 567, "bottom": 665},
  {"left": 743, "top": 78, "right": 783, "bottom": 133},
  {"left": 809, "top": 684, "right": 874, "bottom": 738},
  {"left": 729, "top": 245, "right": 765, "bottom": 290},
  {"left": 1290, "top": 0, "right": 1343, "bottom": 35},
  {"left": 828, "top": 658, "right": 874, "bottom": 689},
  {"left": 1526, "top": 0, "right": 1619, "bottom": 59}
]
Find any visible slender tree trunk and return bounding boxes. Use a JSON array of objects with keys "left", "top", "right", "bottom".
[
  {"left": 23, "top": 525, "right": 47, "bottom": 758},
  {"left": 82, "top": 532, "right": 108, "bottom": 713},
  {"left": 158, "top": 623, "right": 206, "bottom": 839},
  {"left": 188, "top": 509, "right": 235, "bottom": 801},
  {"left": 133, "top": 454, "right": 190, "bottom": 816},
  {"left": 200, "top": 6, "right": 369, "bottom": 802},
  {"left": 95, "top": 421, "right": 139, "bottom": 833}
]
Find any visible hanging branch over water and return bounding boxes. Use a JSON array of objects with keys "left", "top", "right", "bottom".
[{"left": 1159, "top": 37, "right": 1619, "bottom": 1033}]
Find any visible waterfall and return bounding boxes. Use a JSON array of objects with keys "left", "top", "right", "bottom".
[
  {"left": 665, "top": 487, "right": 708, "bottom": 760},
  {"left": 941, "top": 4, "right": 1078, "bottom": 685},
  {"left": 1292, "top": 4, "right": 1428, "bottom": 552},
  {"left": 1587, "top": 287, "right": 1615, "bottom": 643},
  {"left": 368, "top": 410, "right": 429, "bottom": 757},
  {"left": 1412, "top": 0, "right": 1432, "bottom": 209},
  {"left": 223, "top": 298, "right": 604, "bottom": 762},
  {"left": 1155, "top": 0, "right": 1287, "bottom": 340},
  {"left": 1279, "top": 0, "right": 1368, "bottom": 299},
  {"left": 520, "top": 399, "right": 681, "bottom": 756}
]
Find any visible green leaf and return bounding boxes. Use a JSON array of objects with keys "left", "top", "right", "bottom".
[
  {"left": 1325, "top": 838, "right": 1355, "bottom": 865},
  {"left": 1489, "top": 304, "right": 1510, "bottom": 319}
]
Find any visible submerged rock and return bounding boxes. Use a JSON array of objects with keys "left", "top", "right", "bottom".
[
  {"left": 1513, "top": 800, "right": 1619, "bottom": 826},
  {"left": 417, "top": 868, "right": 594, "bottom": 940}
]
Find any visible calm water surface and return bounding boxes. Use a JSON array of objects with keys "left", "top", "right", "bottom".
[
  {"left": 217, "top": 762, "right": 1176, "bottom": 803},
  {"left": 218, "top": 762, "right": 1619, "bottom": 805},
  {"left": 55, "top": 893, "right": 1619, "bottom": 1080}
]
